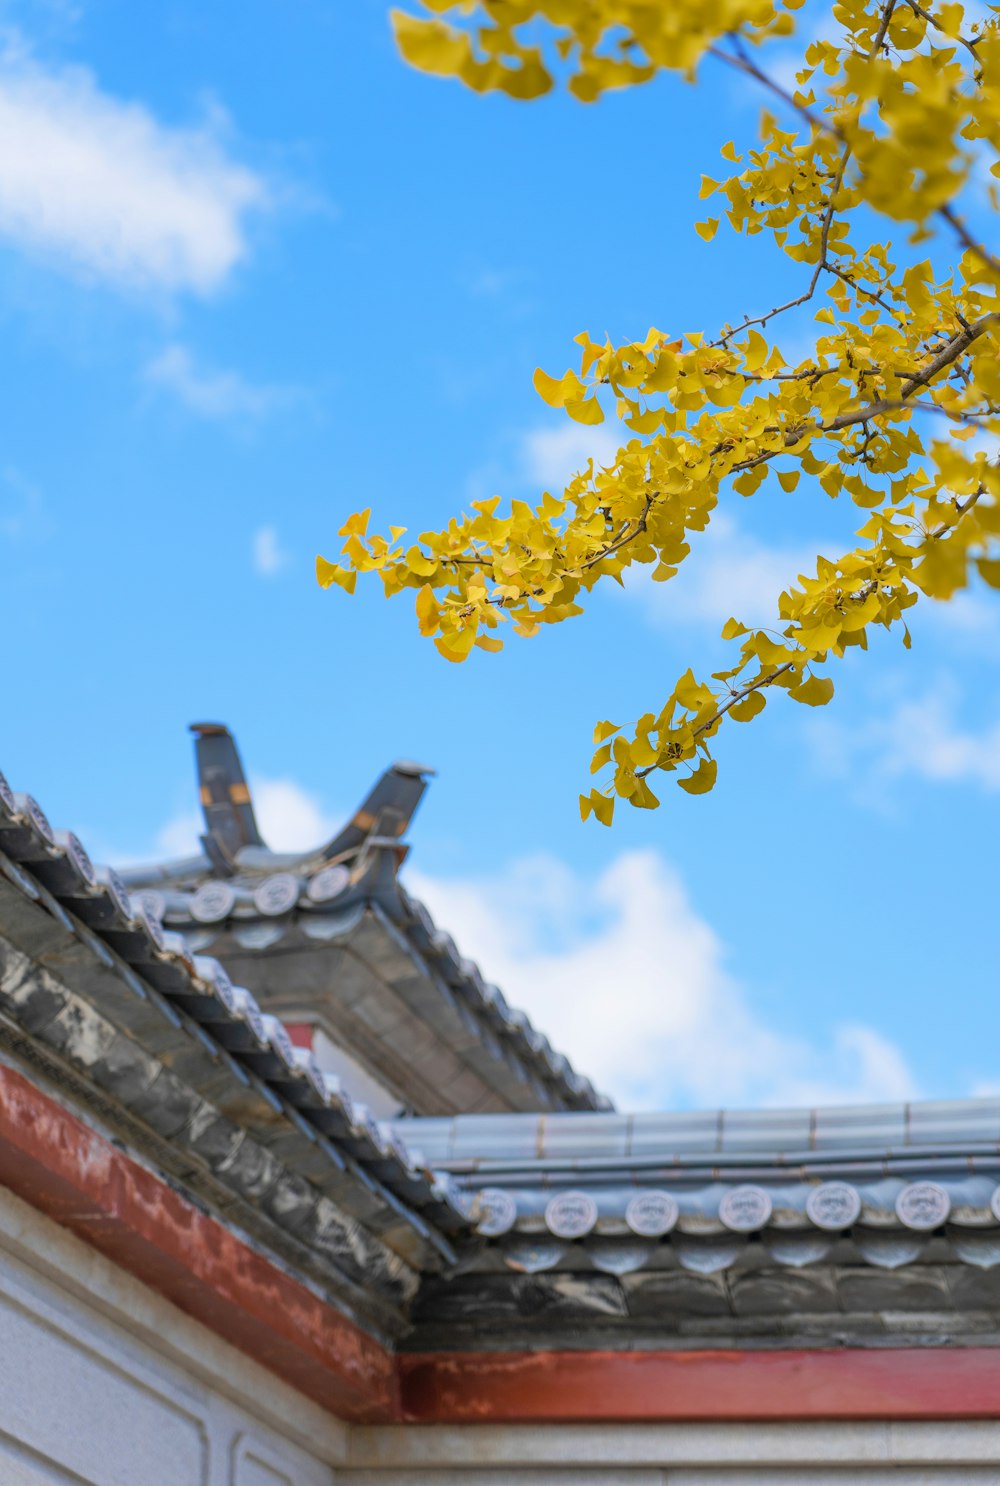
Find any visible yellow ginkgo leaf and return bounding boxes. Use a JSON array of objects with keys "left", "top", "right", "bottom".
[
  {"left": 729, "top": 689, "right": 766, "bottom": 721},
  {"left": 415, "top": 584, "right": 439, "bottom": 636},
  {"left": 533, "top": 366, "right": 586, "bottom": 408},
  {"left": 565, "top": 396, "right": 605, "bottom": 425},
  {"left": 315, "top": 557, "right": 357, "bottom": 594},
  {"left": 678, "top": 757, "right": 718, "bottom": 794},
  {"left": 789, "top": 674, "right": 834, "bottom": 706}
]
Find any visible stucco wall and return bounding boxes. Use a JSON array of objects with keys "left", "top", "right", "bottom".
[{"left": 0, "top": 1184, "right": 346, "bottom": 1484}]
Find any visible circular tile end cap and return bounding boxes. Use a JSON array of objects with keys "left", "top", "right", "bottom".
[
  {"left": 545, "top": 1190, "right": 598, "bottom": 1240},
  {"left": 253, "top": 873, "right": 300, "bottom": 917},
  {"left": 719, "top": 1185, "right": 773, "bottom": 1232},
  {"left": 16, "top": 794, "right": 54, "bottom": 845},
  {"left": 475, "top": 1187, "right": 517, "bottom": 1238},
  {"left": 191, "top": 881, "right": 237, "bottom": 924},
  {"left": 895, "top": 1181, "right": 951, "bottom": 1230},
  {"left": 136, "top": 897, "right": 166, "bottom": 951},
  {"left": 60, "top": 831, "right": 95, "bottom": 886},
  {"left": 806, "top": 1181, "right": 862, "bottom": 1231},
  {"left": 306, "top": 864, "right": 351, "bottom": 903},
  {"left": 97, "top": 866, "right": 132, "bottom": 921},
  {"left": 625, "top": 1190, "right": 679, "bottom": 1238}
]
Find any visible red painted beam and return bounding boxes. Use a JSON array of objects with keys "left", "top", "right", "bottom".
[
  {"left": 399, "top": 1347, "right": 1000, "bottom": 1423},
  {"left": 0, "top": 1062, "right": 396, "bottom": 1422}
]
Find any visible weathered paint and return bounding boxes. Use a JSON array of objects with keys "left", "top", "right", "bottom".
[
  {"left": 0, "top": 1061, "right": 397, "bottom": 1422},
  {"left": 398, "top": 1347, "right": 1000, "bottom": 1424}
]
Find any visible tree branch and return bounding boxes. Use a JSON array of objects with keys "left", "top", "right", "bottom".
[{"left": 939, "top": 204, "right": 1000, "bottom": 280}]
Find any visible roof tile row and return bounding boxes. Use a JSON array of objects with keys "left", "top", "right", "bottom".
[{"left": 0, "top": 769, "right": 471, "bottom": 1253}]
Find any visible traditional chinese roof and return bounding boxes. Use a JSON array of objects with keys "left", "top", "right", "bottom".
[
  {"left": 120, "top": 725, "right": 607, "bottom": 1117},
  {"left": 396, "top": 1106, "right": 1000, "bottom": 1350},
  {"left": 0, "top": 761, "right": 475, "bottom": 1340}
]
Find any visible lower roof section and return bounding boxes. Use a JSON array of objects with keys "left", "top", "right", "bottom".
[{"left": 397, "top": 1103, "right": 1000, "bottom": 1352}]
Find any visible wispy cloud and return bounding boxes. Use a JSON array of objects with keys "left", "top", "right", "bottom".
[
  {"left": 807, "top": 680, "right": 1000, "bottom": 799},
  {"left": 252, "top": 524, "right": 290, "bottom": 577},
  {"left": 144, "top": 344, "right": 293, "bottom": 419},
  {"left": 626, "top": 511, "right": 827, "bottom": 631},
  {"left": 129, "top": 775, "right": 342, "bottom": 864},
  {"left": 0, "top": 37, "right": 266, "bottom": 293},
  {"left": 520, "top": 421, "right": 623, "bottom": 490}
]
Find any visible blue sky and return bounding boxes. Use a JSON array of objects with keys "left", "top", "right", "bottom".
[{"left": 0, "top": 0, "right": 997, "bottom": 1111}]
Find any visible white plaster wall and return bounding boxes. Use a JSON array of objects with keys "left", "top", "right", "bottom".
[
  {"left": 0, "top": 1184, "right": 347, "bottom": 1486},
  {"left": 345, "top": 1420, "right": 1000, "bottom": 1483}
]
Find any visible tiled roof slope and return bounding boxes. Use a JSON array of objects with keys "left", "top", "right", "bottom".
[
  {"left": 120, "top": 725, "right": 607, "bottom": 1116},
  {"left": 0, "top": 765, "right": 474, "bottom": 1340},
  {"left": 397, "top": 1107, "right": 1000, "bottom": 1350}
]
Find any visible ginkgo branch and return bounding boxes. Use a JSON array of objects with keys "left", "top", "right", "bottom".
[{"left": 327, "top": 0, "right": 1000, "bottom": 816}]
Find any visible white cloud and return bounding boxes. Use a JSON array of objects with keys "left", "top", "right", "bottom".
[
  {"left": 521, "top": 422, "right": 623, "bottom": 490},
  {"left": 141, "top": 776, "right": 342, "bottom": 862},
  {"left": 0, "top": 41, "right": 266, "bottom": 293},
  {"left": 150, "top": 807, "right": 202, "bottom": 862},
  {"left": 810, "top": 682, "right": 1000, "bottom": 795},
  {"left": 252, "top": 778, "right": 341, "bottom": 850},
  {"left": 408, "top": 848, "right": 918, "bottom": 1111},
  {"left": 252, "top": 524, "right": 290, "bottom": 577},
  {"left": 145, "top": 344, "right": 291, "bottom": 418},
  {"left": 627, "top": 511, "right": 827, "bottom": 631}
]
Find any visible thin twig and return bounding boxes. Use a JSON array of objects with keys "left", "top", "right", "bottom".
[
  {"left": 902, "top": 0, "right": 982, "bottom": 61},
  {"left": 939, "top": 204, "right": 1000, "bottom": 279},
  {"left": 579, "top": 496, "right": 653, "bottom": 570},
  {"left": 636, "top": 663, "right": 796, "bottom": 777},
  {"left": 707, "top": 41, "right": 835, "bottom": 137}
]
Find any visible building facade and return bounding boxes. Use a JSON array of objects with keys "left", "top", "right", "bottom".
[{"left": 0, "top": 725, "right": 998, "bottom": 1482}]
